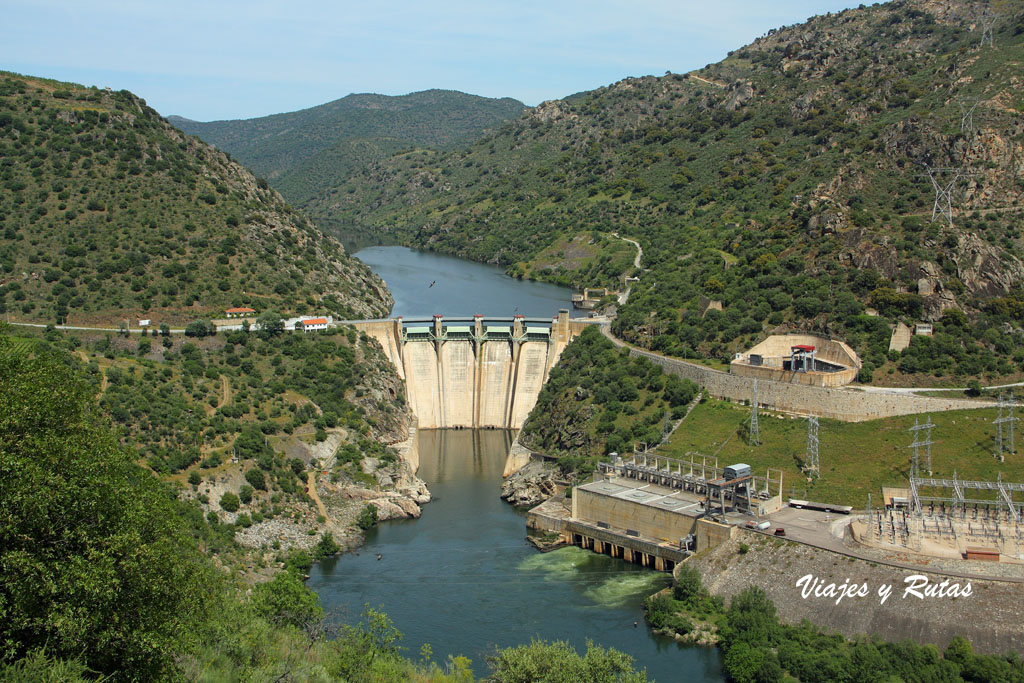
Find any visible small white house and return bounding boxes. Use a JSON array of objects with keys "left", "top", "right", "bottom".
[
  {"left": 138, "top": 319, "right": 150, "bottom": 327},
  {"left": 300, "top": 318, "right": 328, "bottom": 332}
]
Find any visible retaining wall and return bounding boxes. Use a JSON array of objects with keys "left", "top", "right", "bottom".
[{"left": 604, "top": 328, "right": 993, "bottom": 422}]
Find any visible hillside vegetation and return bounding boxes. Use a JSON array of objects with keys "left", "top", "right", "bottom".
[
  {"left": 0, "top": 333, "right": 650, "bottom": 681},
  {"left": 171, "top": 89, "right": 527, "bottom": 227},
  {"left": 327, "top": 0, "right": 1024, "bottom": 383},
  {"left": 520, "top": 326, "right": 699, "bottom": 473},
  {"left": 0, "top": 72, "right": 390, "bottom": 326}
]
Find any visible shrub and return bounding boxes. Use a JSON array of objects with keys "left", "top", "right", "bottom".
[
  {"left": 356, "top": 503, "right": 378, "bottom": 530},
  {"left": 244, "top": 468, "right": 266, "bottom": 491},
  {"left": 219, "top": 491, "right": 240, "bottom": 512}
]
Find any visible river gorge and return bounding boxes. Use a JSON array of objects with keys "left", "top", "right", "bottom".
[{"left": 306, "top": 246, "right": 724, "bottom": 680}]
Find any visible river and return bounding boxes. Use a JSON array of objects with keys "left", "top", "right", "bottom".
[
  {"left": 307, "top": 246, "right": 724, "bottom": 680},
  {"left": 354, "top": 245, "right": 574, "bottom": 319}
]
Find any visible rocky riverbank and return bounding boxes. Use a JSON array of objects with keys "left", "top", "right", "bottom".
[{"left": 501, "top": 457, "right": 560, "bottom": 507}]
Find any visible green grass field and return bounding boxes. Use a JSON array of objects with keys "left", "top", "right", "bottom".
[{"left": 660, "top": 398, "right": 1022, "bottom": 507}]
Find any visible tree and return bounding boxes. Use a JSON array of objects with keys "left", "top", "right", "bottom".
[
  {"left": 219, "top": 491, "right": 240, "bottom": 512},
  {"left": 673, "top": 565, "right": 704, "bottom": 605},
  {"left": 185, "top": 320, "right": 214, "bottom": 338},
  {"left": 249, "top": 571, "right": 323, "bottom": 630},
  {"left": 257, "top": 311, "right": 285, "bottom": 339},
  {"left": 238, "top": 484, "right": 254, "bottom": 504},
  {"left": 245, "top": 467, "right": 266, "bottom": 491},
  {"left": 0, "top": 335, "right": 217, "bottom": 678},
  {"left": 356, "top": 503, "right": 378, "bottom": 530}
]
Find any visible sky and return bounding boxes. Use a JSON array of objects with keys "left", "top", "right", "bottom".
[{"left": 3, "top": 0, "right": 865, "bottom": 122}]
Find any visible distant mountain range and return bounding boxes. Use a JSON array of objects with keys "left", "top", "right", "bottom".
[
  {"left": 170, "top": 90, "right": 527, "bottom": 213},
  {"left": 304, "top": 0, "right": 1024, "bottom": 382}
]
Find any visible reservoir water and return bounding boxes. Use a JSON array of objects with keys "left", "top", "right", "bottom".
[
  {"left": 354, "top": 245, "right": 574, "bottom": 319},
  {"left": 310, "top": 246, "right": 724, "bottom": 680}
]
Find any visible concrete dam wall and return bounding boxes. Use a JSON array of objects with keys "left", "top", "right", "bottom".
[{"left": 355, "top": 312, "right": 586, "bottom": 430}]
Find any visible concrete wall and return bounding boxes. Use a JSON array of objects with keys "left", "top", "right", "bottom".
[
  {"left": 689, "top": 532, "right": 1024, "bottom": 655},
  {"left": 356, "top": 320, "right": 405, "bottom": 380},
  {"left": 508, "top": 341, "right": 550, "bottom": 428},
  {"left": 696, "top": 517, "right": 736, "bottom": 551},
  {"left": 354, "top": 314, "right": 593, "bottom": 430},
  {"left": 605, "top": 330, "right": 993, "bottom": 422},
  {"left": 402, "top": 341, "right": 441, "bottom": 428},
  {"left": 730, "top": 362, "right": 859, "bottom": 388},
  {"left": 479, "top": 341, "right": 514, "bottom": 428},
  {"left": 574, "top": 487, "right": 698, "bottom": 543},
  {"left": 441, "top": 341, "right": 476, "bottom": 427}
]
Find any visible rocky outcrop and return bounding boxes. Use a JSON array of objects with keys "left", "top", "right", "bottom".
[{"left": 501, "top": 458, "right": 559, "bottom": 508}]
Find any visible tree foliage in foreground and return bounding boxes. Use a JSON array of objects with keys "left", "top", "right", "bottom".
[
  {"left": 485, "top": 639, "right": 647, "bottom": 683},
  {"left": 0, "top": 334, "right": 218, "bottom": 678},
  {"left": 720, "top": 586, "right": 1024, "bottom": 683}
]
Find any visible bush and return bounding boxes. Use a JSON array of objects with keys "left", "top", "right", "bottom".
[
  {"left": 356, "top": 503, "right": 378, "bottom": 530},
  {"left": 245, "top": 468, "right": 266, "bottom": 491},
  {"left": 249, "top": 571, "right": 324, "bottom": 629},
  {"left": 238, "top": 484, "right": 254, "bottom": 504},
  {"left": 219, "top": 491, "right": 240, "bottom": 512}
]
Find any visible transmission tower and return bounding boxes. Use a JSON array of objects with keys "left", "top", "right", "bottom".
[
  {"left": 976, "top": 5, "right": 997, "bottom": 48},
  {"left": 959, "top": 98, "right": 980, "bottom": 135},
  {"left": 805, "top": 414, "right": 820, "bottom": 479},
  {"left": 748, "top": 380, "right": 761, "bottom": 446},
  {"left": 994, "top": 392, "right": 1017, "bottom": 461},
  {"left": 922, "top": 167, "right": 963, "bottom": 227},
  {"left": 909, "top": 416, "right": 936, "bottom": 477}
]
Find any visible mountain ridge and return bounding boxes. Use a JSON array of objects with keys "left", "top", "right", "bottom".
[
  {"left": 315, "top": 0, "right": 1024, "bottom": 382},
  {"left": 0, "top": 71, "right": 391, "bottom": 325}
]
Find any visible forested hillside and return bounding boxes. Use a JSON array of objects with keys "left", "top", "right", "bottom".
[
  {"left": 329, "top": 0, "right": 1024, "bottom": 383},
  {"left": 171, "top": 89, "right": 527, "bottom": 225},
  {"left": 0, "top": 333, "right": 652, "bottom": 680},
  {"left": 0, "top": 72, "right": 390, "bottom": 326}
]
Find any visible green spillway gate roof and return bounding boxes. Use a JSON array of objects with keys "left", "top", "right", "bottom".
[
  {"left": 525, "top": 327, "right": 550, "bottom": 335},
  {"left": 485, "top": 327, "right": 512, "bottom": 336},
  {"left": 445, "top": 325, "right": 472, "bottom": 334},
  {"left": 405, "top": 326, "right": 431, "bottom": 335}
]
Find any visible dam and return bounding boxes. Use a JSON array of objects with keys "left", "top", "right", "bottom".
[{"left": 355, "top": 310, "right": 589, "bottom": 429}]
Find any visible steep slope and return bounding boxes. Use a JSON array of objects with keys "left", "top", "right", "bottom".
[
  {"left": 329, "top": 0, "right": 1024, "bottom": 382},
  {"left": 170, "top": 89, "right": 527, "bottom": 215},
  {"left": 0, "top": 72, "right": 390, "bottom": 325}
]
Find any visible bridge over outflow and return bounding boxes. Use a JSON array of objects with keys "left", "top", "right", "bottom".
[{"left": 353, "top": 310, "right": 591, "bottom": 429}]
